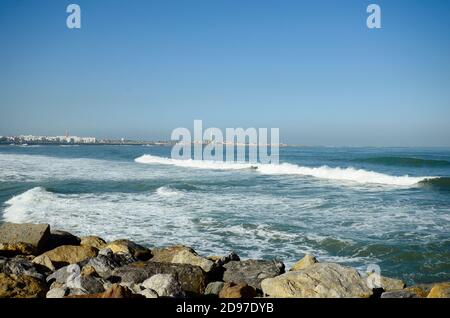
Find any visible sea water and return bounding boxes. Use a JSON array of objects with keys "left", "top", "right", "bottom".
[{"left": 0, "top": 144, "right": 449, "bottom": 285}]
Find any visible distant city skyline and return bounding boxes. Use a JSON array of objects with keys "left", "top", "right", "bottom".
[{"left": 1, "top": 0, "right": 449, "bottom": 146}]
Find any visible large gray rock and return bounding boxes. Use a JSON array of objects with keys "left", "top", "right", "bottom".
[
  {"left": 205, "top": 281, "right": 225, "bottom": 296},
  {"left": 223, "top": 259, "right": 285, "bottom": 290},
  {"left": 110, "top": 261, "right": 207, "bottom": 295},
  {"left": 0, "top": 223, "right": 50, "bottom": 250},
  {"left": 261, "top": 263, "right": 373, "bottom": 298},
  {"left": 46, "top": 287, "right": 68, "bottom": 298},
  {"left": 141, "top": 274, "right": 184, "bottom": 297},
  {"left": 47, "top": 264, "right": 81, "bottom": 284},
  {"left": 0, "top": 256, "right": 48, "bottom": 281},
  {"left": 84, "top": 248, "right": 137, "bottom": 277}
]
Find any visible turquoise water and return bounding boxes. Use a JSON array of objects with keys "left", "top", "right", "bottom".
[{"left": 0, "top": 145, "right": 449, "bottom": 285}]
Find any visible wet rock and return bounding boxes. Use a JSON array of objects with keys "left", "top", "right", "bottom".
[
  {"left": 0, "top": 272, "right": 48, "bottom": 298},
  {"left": 208, "top": 252, "right": 240, "bottom": 267},
  {"left": 105, "top": 239, "right": 151, "bottom": 261},
  {"left": 223, "top": 259, "right": 285, "bottom": 290},
  {"left": 80, "top": 236, "right": 107, "bottom": 249},
  {"left": 0, "top": 223, "right": 50, "bottom": 250},
  {"left": 111, "top": 261, "right": 207, "bottom": 295},
  {"left": 0, "top": 242, "right": 37, "bottom": 257},
  {"left": 46, "top": 230, "right": 81, "bottom": 250},
  {"left": 290, "top": 254, "right": 318, "bottom": 271},
  {"left": 141, "top": 274, "right": 184, "bottom": 297},
  {"left": 205, "top": 281, "right": 225, "bottom": 296},
  {"left": 151, "top": 245, "right": 215, "bottom": 273},
  {"left": 39, "top": 245, "right": 98, "bottom": 267},
  {"left": 427, "top": 282, "right": 450, "bottom": 298},
  {"left": 261, "top": 263, "right": 373, "bottom": 298},
  {"left": 219, "top": 282, "right": 257, "bottom": 298}
]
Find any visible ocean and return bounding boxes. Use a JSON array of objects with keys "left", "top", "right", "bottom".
[{"left": 0, "top": 144, "right": 449, "bottom": 285}]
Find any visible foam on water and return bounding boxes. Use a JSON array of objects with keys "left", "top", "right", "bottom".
[{"left": 135, "top": 154, "right": 436, "bottom": 186}]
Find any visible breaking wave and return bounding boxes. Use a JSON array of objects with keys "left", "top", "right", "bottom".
[{"left": 135, "top": 155, "right": 436, "bottom": 186}]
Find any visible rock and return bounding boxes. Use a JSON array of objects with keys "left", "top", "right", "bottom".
[
  {"left": 427, "top": 282, "right": 450, "bottom": 298},
  {"left": 151, "top": 245, "right": 215, "bottom": 273},
  {"left": 366, "top": 273, "right": 405, "bottom": 291},
  {"left": 46, "top": 230, "right": 81, "bottom": 250},
  {"left": 223, "top": 259, "right": 285, "bottom": 290},
  {"left": 39, "top": 245, "right": 98, "bottom": 267},
  {"left": 405, "top": 284, "right": 435, "bottom": 298},
  {"left": 208, "top": 252, "right": 240, "bottom": 267},
  {"left": 290, "top": 254, "right": 318, "bottom": 271},
  {"left": 118, "top": 282, "right": 143, "bottom": 294},
  {"left": 0, "top": 242, "right": 37, "bottom": 257},
  {"left": 84, "top": 248, "right": 137, "bottom": 277},
  {"left": 80, "top": 236, "right": 107, "bottom": 249},
  {"left": 1, "top": 256, "right": 47, "bottom": 281},
  {"left": 219, "top": 282, "right": 257, "bottom": 298},
  {"left": 32, "top": 254, "right": 56, "bottom": 271},
  {"left": 110, "top": 261, "right": 207, "bottom": 295},
  {"left": 65, "top": 284, "right": 142, "bottom": 298},
  {"left": 139, "top": 288, "right": 158, "bottom": 298},
  {"left": 381, "top": 290, "right": 420, "bottom": 298},
  {"left": 205, "top": 281, "right": 225, "bottom": 296},
  {"left": 0, "top": 272, "right": 48, "bottom": 298},
  {"left": 105, "top": 239, "right": 151, "bottom": 261},
  {"left": 47, "top": 264, "right": 81, "bottom": 284},
  {"left": 0, "top": 223, "right": 50, "bottom": 250},
  {"left": 261, "top": 263, "right": 373, "bottom": 298},
  {"left": 81, "top": 265, "right": 98, "bottom": 277},
  {"left": 46, "top": 287, "right": 68, "bottom": 298},
  {"left": 141, "top": 274, "right": 184, "bottom": 297}
]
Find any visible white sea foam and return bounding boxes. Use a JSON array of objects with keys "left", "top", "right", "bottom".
[
  {"left": 156, "top": 186, "right": 183, "bottom": 197},
  {"left": 135, "top": 154, "right": 435, "bottom": 186}
]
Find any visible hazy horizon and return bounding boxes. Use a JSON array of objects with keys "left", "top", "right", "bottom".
[{"left": 1, "top": 0, "right": 449, "bottom": 147}]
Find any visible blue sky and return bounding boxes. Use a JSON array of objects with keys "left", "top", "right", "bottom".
[{"left": 0, "top": 0, "right": 449, "bottom": 146}]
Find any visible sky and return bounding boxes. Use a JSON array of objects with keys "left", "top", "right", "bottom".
[{"left": 0, "top": 0, "right": 449, "bottom": 146}]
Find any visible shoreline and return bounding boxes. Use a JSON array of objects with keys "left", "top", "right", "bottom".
[{"left": 1, "top": 222, "right": 449, "bottom": 298}]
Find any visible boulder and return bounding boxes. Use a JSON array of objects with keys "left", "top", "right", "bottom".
[
  {"left": 261, "top": 263, "right": 373, "bottom": 298},
  {"left": 404, "top": 284, "right": 435, "bottom": 298},
  {"left": 381, "top": 290, "right": 420, "bottom": 298},
  {"left": 219, "top": 282, "right": 257, "bottom": 298},
  {"left": 80, "top": 236, "right": 107, "bottom": 249},
  {"left": 105, "top": 239, "right": 151, "bottom": 261},
  {"left": 141, "top": 274, "right": 184, "bottom": 297},
  {"left": 151, "top": 245, "right": 215, "bottom": 272},
  {"left": 110, "top": 261, "right": 207, "bottom": 295},
  {"left": 47, "top": 264, "right": 81, "bottom": 284},
  {"left": 366, "top": 273, "right": 405, "bottom": 291},
  {"left": 208, "top": 252, "right": 240, "bottom": 266},
  {"left": 32, "top": 254, "right": 56, "bottom": 271},
  {"left": 0, "top": 272, "right": 48, "bottom": 298},
  {"left": 38, "top": 245, "right": 98, "bottom": 267},
  {"left": 46, "top": 287, "right": 68, "bottom": 298},
  {"left": 427, "top": 282, "right": 450, "bottom": 298},
  {"left": 0, "top": 223, "right": 50, "bottom": 250},
  {"left": 84, "top": 248, "right": 137, "bottom": 277},
  {"left": 65, "top": 284, "right": 142, "bottom": 298},
  {"left": 290, "top": 254, "right": 318, "bottom": 271},
  {"left": 139, "top": 288, "right": 158, "bottom": 298},
  {"left": 205, "top": 281, "right": 225, "bottom": 296},
  {"left": 45, "top": 230, "right": 81, "bottom": 250},
  {"left": 0, "top": 256, "right": 47, "bottom": 281},
  {"left": 223, "top": 259, "right": 285, "bottom": 290},
  {"left": 0, "top": 242, "right": 37, "bottom": 257},
  {"left": 81, "top": 265, "right": 98, "bottom": 277}
]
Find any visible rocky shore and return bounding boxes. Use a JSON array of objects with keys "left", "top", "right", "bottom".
[{"left": 0, "top": 222, "right": 449, "bottom": 298}]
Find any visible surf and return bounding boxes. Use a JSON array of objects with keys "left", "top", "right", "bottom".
[{"left": 135, "top": 154, "right": 437, "bottom": 186}]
